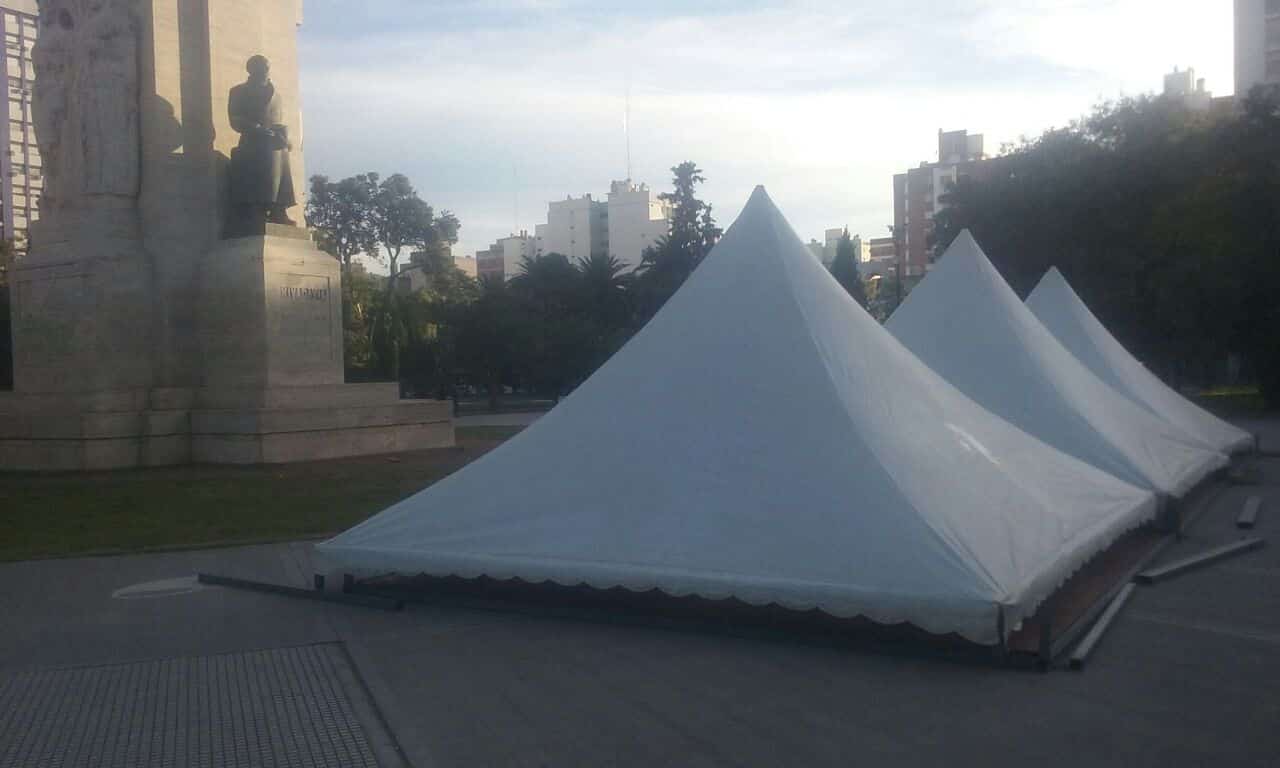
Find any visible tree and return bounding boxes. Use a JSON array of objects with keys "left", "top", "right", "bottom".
[
  {"left": 332, "top": 172, "right": 462, "bottom": 382},
  {"left": 576, "top": 252, "right": 631, "bottom": 328},
  {"left": 634, "top": 161, "right": 720, "bottom": 319},
  {"left": 510, "top": 252, "right": 579, "bottom": 312},
  {"left": 574, "top": 253, "right": 633, "bottom": 374},
  {"left": 829, "top": 229, "right": 868, "bottom": 308},
  {"left": 307, "top": 173, "right": 379, "bottom": 367},
  {"left": 510, "top": 252, "right": 590, "bottom": 398},
  {"left": 659, "top": 161, "right": 716, "bottom": 263},
  {"left": 934, "top": 88, "right": 1280, "bottom": 404},
  {"left": 342, "top": 264, "right": 380, "bottom": 376},
  {"left": 307, "top": 173, "right": 379, "bottom": 274},
  {"left": 456, "top": 276, "right": 527, "bottom": 410},
  {"left": 368, "top": 289, "right": 405, "bottom": 384},
  {"left": 371, "top": 174, "right": 444, "bottom": 297}
]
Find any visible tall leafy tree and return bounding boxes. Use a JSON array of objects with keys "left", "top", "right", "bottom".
[
  {"left": 365, "top": 173, "right": 462, "bottom": 380},
  {"left": 829, "top": 230, "right": 868, "bottom": 308},
  {"left": 306, "top": 173, "right": 379, "bottom": 350},
  {"left": 634, "top": 161, "right": 720, "bottom": 319},
  {"left": 306, "top": 173, "right": 378, "bottom": 276},
  {"left": 371, "top": 174, "right": 443, "bottom": 296},
  {"left": 935, "top": 86, "right": 1280, "bottom": 404},
  {"left": 660, "top": 161, "right": 713, "bottom": 263}
]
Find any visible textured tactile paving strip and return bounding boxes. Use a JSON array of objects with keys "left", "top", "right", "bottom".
[{"left": 0, "top": 644, "right": 381, "bottom": 767}]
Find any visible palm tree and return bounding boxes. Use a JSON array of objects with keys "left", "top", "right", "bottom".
[
  {"left": 575, "top": 252, "right": 629, "bottom": 325},
  {"left": 510, "top": 252, "right": 578, "bottom": 315}
]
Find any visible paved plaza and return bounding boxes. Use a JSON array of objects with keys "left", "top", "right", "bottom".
[{"left": 1, "top": 447, "right": 1277, "bottom": 767}]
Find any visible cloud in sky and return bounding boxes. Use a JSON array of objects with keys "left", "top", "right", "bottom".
[{"left": 298, "top": 0, "right": 1232, "bottom": 269}]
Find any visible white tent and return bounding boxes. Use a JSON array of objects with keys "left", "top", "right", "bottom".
[
  {"left": 1027, "top": 268, "right": 1253, "bottom": 455},
  {"left": 887, "top": 231, "right": 1227, "bottom": 498},
  {"left": 319, "top": 190, "right": 1158, "bottom": 646}
]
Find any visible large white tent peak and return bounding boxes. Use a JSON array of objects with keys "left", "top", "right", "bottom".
[
  {"left": 319, "top": 190, "right": 1157, "bottom": 645},
  {"left": 1027, "top": 268, "right": 1253, "bottom": 455},
  {"left": 887, "top": 231, "right": 1227, "bottom": 497}
]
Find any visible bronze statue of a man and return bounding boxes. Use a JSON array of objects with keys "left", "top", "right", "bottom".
[{"left": 228, "top": 55, "right": 297, "bottom": 228}]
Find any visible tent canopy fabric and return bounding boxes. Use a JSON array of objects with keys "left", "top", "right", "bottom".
[
  {"left": 319, "top": 190, "right": 1157, "bottom": 646},
  {"left": 886, "top": 231, "right": 1227, "bottom": 498},
  {"left": 1027, "top": 268, "right": 1253, "bottom": 455}
]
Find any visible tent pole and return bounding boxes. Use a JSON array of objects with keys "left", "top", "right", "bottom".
[{"left": 996, "top": 605, "right": 1008, "bottom": 662}]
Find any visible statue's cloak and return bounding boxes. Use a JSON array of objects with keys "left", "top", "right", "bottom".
[{"left": 228, "top": 81, "right": 297, "bottom": 207}]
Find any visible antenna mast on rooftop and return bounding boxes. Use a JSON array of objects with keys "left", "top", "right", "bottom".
[{"left": 624, "top": 73, "right": 633, "bottom": 182}]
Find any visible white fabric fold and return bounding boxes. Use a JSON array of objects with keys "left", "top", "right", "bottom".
[
  {"left": 1027, "top": 267, "right": 1253, "bottom": 455},
  {"left": 887, "top": 232, "right": 1228, "bottom": 497}
]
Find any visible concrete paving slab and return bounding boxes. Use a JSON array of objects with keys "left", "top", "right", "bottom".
[
  {"left": 0, "top": 445, "right": 1275, "bottom": 767},
  {"left": 0, "top": 544, "right": 339, "bottom": 672},
  {"left": 0, "top": 644, "right": 392, "bottom": 768}
]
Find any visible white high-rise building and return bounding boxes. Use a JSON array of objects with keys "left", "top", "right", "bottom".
[
  {"left": 1235, "top": 0, "right": 1280, "bottom": 96},
  {"left": 1163, "top": 67, "right": 1213, "bottom": 111},
  {"left": 813, "top": 229, "right": 870, "bottom": 268},
  {"left": 606, "top": 179, "right": 671, "bottom": 270},
  {"left": 476, "top": 231, "right": 536, "bottom": 282},
  {"left": 530, "top": 180, "right": 672, "bottom": 272},
  {"left": 533, "top": 223, "right": 547, "bottom": 257},
  {"left": 539, "top": 194, "right": 608, "bottom": 262}
]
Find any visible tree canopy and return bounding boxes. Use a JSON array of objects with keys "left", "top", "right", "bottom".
[
  {"left": 934, "top": 86, "right": 1280, "bottom": 404},
  {"left": 829, "top": 230, "right": 868, "bottom": 308},
  {"left": 634, "top": 162, "right": 721, "bottom": 319},
  {"left": 307, "top": 174, "right": 378, "bottom": 272}
]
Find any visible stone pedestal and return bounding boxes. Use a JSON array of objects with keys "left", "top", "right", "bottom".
[
  {"left": 187, "top": 227, "right": 453, "bottom": 465},
  {"left": 0, "top": 227, "right": 456, "bottom": 471},
  {"left": 199, "top": 225, "right": 343, "bottom": 389}
]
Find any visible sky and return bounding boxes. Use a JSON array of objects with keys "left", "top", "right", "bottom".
[{"left": 298, "top": 0, "right": 1234, "bottom": 271}]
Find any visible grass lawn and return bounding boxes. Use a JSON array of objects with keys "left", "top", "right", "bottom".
[{"left": 0, "top": 426, "right": 523, "bottom": 563}]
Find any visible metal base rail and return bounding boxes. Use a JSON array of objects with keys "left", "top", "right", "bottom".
[
  {"left": 1068, "top": 584, "right": 1135, "bottom": 670},
  {"left": 1237, "top": 497, "right": 1262, "bottom": 529},
  {"left": 197, "top": 573, "right": 403, "bottom": 611},
  {"left": 1135, "top": 538, "right": 1266, "bottom": 585}
]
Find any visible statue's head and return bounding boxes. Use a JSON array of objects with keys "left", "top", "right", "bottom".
[{"left": 246, "top": 55, "right": 271, "bottom": 83}]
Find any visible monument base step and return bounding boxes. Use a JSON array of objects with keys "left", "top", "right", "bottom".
[
  {"left": 0, "top": 390, "right": 191, "bottom": 470},
  {"left": 0, "top": 386, "right": 454, "bottom": 471},
  {"left": 191, "top": 398, "right": 454, "bottom": 464},
  {"left": 0, "top": 433, "right": 191, "bottom": 472}
]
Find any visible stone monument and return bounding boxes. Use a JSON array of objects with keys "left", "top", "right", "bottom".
[{"left": 0, "top": 0, "right": 454, "bottom": 470}]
